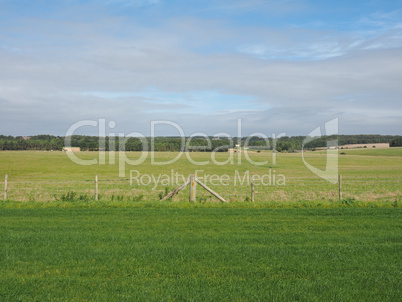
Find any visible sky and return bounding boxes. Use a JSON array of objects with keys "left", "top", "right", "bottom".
[{"left": 0, "top": 0, "right": 401, "bottom": 137}]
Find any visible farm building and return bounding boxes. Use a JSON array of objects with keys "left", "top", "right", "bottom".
[{"left": 63, "top": 147, "right": 81, "bottom": 152}]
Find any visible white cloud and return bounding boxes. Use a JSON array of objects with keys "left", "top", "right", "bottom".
[{"left": 0, "top": 2, "right": 401, "bottom": 136}]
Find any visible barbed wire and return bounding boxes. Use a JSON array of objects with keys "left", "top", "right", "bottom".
[{"left": 0, "top": 175, "right": 400, "bottom": 203}]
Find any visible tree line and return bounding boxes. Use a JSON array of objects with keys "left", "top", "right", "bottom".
[{"left": 0, "top": 134, "right": 400, "bottom": 152}]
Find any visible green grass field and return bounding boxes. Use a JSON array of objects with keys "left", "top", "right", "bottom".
[
  {"left": 0, "top": 148, "right": 401, "bottom": 204},
  {"left": 0, "top": 207, "right": 401, "bottom": 301},
  {"left": 0, "top": 149, "right": 401, "bottom": 300}
]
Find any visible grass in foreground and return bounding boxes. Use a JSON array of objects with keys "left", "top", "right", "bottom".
[{"left": 0, "top": 207, "right": 400, "bottom": 301}]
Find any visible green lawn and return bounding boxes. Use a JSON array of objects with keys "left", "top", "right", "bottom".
[{"left": 0, "top": 207, "right": 400, "bottom": 301}]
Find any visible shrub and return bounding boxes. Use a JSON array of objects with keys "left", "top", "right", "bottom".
[
  {"left": 132, "top": 194, "right": 144, "bottom": 202},
  {"left": 55, "top": 191, "right": 93, "bottom": 202},
  {"left": 111, "top": 194, "right": 125, "bottom": 201},
  {"left": 159, "top": 186, "right": 170, "bottom": 200},
  {"left": 78, "top": 193, "right": 91, "bottom": 202},
  {"left": 342, "top": 197, "right": 356, "bottom": 206},
  {"left": 60, "top": 191, "right": 77, "bottom": 202}
]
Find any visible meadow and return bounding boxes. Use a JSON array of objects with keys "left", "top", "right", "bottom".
[
  {"left": 0, "top": 149, "right": 401, "bottom": 300},
  {"left": 0, "top": 148, "right": 401, "bottom": 205}
]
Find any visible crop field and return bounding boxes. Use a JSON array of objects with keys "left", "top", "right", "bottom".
[
  {"left": 0, "top": 148, "right": 401, "bottom": 204},
  {"left": 0, "top": 149, "right": 401, "bottom": 300}
]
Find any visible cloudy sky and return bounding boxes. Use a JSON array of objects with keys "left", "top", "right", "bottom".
[{"left": 1, "top": 0, "right": 401, "bottom": 137}]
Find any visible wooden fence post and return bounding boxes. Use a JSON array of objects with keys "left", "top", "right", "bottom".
[
  {"left": 189, "top": 174, "right": 196, "bottom": 203},
  {"left": 160, "top": 175, "right": 226, "bottom": 203},
  {"left": 338, "top": 175, "right": 342, "bottom": 200},
  {"left": 95, "top": 174, "right": 99, "bottom": 201},
  {"left": 251, "top": 175, "right": 255, "bottom": 202},
  {"left": 195, "top": 178, "right": 227, "bottom": 203},
  {"left": 4, "top": 174, "right": 8, "bottom": 200},
  {"left": 161, "top": 177, "right": 191, "bottom": 201}
]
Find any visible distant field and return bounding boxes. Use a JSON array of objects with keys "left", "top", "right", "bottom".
[
  {"left": 337, "top": 147, "right": 402, "bottom": 156},
  {"left": 0, "top": 148, "right": 401, "bottom": 204},
  {"left": 0, "top": 207, "right": 400, "bottom": 301},
  {"left": 339, "top": 143, "right": 390, "bottom": 149}
]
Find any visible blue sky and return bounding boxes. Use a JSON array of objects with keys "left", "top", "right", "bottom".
[{"left": 0, "top": 0, "right": 401, "bottom": 136}]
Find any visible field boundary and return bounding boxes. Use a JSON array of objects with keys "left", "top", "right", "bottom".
[{"left": 1, "top": 173, "right": 401, "bottom": 205}]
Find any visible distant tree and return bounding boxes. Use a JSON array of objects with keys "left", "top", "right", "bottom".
[
  {"left": 390, "top": 137, "right": 402, "bottom": 147},
  {"left": 0, "top": 134, "right": 400, "bottom": 152}
]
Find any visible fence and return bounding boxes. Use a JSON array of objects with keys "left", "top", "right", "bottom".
[{"left": 1, "top": 174, "right": 400, "bottom": 203}]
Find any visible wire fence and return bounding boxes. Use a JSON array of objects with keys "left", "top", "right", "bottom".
[{"left": 1, "top": 174, "right": 400, "bottom": 203}]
